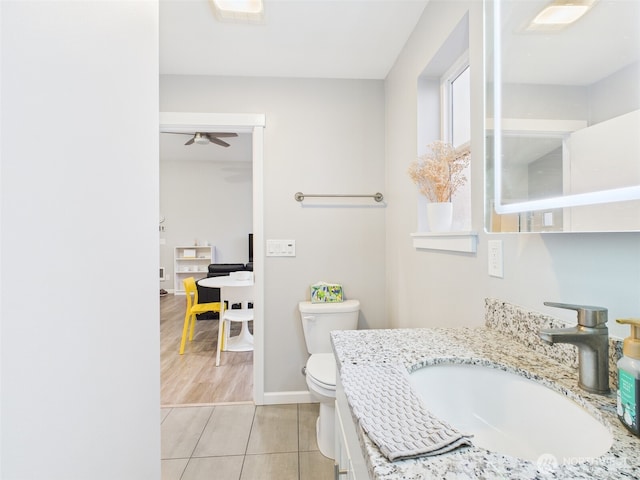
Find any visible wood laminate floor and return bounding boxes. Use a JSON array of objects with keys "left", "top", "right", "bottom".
[{"left": 161, "top": 293, "right": 253, "bottom": 406}]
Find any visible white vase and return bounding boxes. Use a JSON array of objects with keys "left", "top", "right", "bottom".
[{"left": 426, "top": 202, "right": 453, "bottom": 232}]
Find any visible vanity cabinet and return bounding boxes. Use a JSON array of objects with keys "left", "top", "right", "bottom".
[
  {"left": 335, "top": 374, "right": 368, "bottom": 480},
  {"left": 334, "top": 400, "right": 354, "bottom": 479}
]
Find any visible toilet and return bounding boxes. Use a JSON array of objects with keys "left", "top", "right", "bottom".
[{"left": 299, "top": 299, "right": 360, "bottom": 459}]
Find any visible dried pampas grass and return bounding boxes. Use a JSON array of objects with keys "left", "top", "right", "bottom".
[{"left": 408, "top": 141, "right": 470, "bottom": 203}]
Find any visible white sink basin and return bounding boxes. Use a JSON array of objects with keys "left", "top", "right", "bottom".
[{"left": 409, "top": 363, "right": 613, "bottom": 462}]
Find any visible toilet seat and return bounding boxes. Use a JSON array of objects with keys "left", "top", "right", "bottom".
[{"left": 306, "top": 353, "right": 336, "bottom": 391}]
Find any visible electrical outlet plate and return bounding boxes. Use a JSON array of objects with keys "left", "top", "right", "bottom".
[{"left": 488, "top": 240, "right": 504, "bottom": 278}]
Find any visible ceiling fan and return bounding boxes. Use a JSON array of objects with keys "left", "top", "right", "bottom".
[{"left": 166, "top": 132, "right": 238, "bottom": 147}]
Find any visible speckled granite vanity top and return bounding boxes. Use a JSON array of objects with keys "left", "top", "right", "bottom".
[{"left": 331, "top": 300, "right": 640, "bottom": 480}]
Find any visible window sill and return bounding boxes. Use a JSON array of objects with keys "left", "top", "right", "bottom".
[{"left": 411, "top": 231, "right": 478, "bottom": 253}]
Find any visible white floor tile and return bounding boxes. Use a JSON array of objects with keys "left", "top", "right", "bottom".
[
  {"left": 193, "top": 404, "right": 255, "bottom": 457},
  {"left": 246, "top": 404, "right": 298, "bottom": 454},
  {"left": 160, "top": 404, "right": 333, "bottom": 479},
  {"left": 161, "top": 406, "right": 213, "bottom": 459},
  {"left": 161, "top": 458, "right": 188, "bottom": 480},
  {"left": 241, "top": 453, "right": 298, "bottom": 480},
  {"left": 182, "top": 456, "right": 244, "bottom": 480}
]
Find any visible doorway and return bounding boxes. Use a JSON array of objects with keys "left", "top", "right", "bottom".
[{"left": 159, "top": 112, "right": 265, "bottom": 406}]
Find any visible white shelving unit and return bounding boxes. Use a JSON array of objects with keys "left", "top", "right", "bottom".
[{"left": 174, "top": 246, "right": 214, "bottom": 295}]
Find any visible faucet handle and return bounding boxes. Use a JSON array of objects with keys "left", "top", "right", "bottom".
[{"left": 544, "top": 301, "right": 608, "bottom": 328}]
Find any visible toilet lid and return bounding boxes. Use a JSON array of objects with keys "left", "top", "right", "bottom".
[{"left": 306, "top": 353, "right": 336, "bottom": 388}]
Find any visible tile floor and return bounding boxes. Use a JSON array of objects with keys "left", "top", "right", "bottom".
[{"left": 161, "top": 403, "right": 334, "bottom": 480}]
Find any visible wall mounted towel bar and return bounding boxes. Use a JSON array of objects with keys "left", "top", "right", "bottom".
[{"left": 294, "top": 192, "right": 384, "bottom": 202}]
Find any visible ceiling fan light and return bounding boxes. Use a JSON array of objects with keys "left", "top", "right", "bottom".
[{"left": 194, "top": 133, "right": 209, "bottom": 145}]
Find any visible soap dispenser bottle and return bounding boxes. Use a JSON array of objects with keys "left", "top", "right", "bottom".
[{"left": 616, "top": 318, "right": 640, "bottom": 437}]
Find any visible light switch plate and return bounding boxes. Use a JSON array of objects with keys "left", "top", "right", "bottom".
[
  {"left": 266, "top": 239, "right": 296, "bottom": 257},
  {"left": 488, "top": 240, "right": 504, "bottom": 278}
]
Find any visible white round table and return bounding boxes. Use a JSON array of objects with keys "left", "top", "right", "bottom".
[{"left": 198, "top": 276, "right": 254, "bottom": 351}]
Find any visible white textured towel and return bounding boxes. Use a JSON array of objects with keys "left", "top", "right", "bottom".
[{"left": 340, "top": 364, "right": 473, "bottom": 462}]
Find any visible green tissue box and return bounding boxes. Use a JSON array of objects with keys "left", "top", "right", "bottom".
[{"left": 310, "top": 282, "right": 344, "bottom": 303}]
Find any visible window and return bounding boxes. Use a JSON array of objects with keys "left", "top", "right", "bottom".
[
  {"left": 442, "top": 54, "right": 471, "bottom": 230},
  {"left": 442, "top": 57, "right": 471, "bottom": 148},
  {"left": 415, "top": 15, "right": 473, "bottom": 235}
]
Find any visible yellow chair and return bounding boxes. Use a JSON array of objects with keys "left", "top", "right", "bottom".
[{"left": 180, "top": 277, "right": 221, "bottom": 355}]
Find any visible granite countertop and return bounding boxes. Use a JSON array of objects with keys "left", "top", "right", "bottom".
[{"left": 331, "top": 327, "right": 640, "bottom": 480}]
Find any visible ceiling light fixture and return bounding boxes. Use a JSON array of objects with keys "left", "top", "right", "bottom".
[
  {"left": 528, "top": 0, "right": 596, "bottom": 30},
  {"left": 211, "top": 0, "right": 264, "bottom": 23},
  {"left": 194, "top": 133, "right": 209, "bottom": 145}
]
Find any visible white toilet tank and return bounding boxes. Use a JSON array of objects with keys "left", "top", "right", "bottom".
[{"left": 299, "top": 300, "right": 360, "bottom": 354}]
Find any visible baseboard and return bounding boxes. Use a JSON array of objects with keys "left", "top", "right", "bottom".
[{"left": 261, "top": 390, "right": 316, "bottom": 405}]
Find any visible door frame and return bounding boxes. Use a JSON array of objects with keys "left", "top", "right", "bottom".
[{"left": 160, "top": 111, "right": 266, "bottom": 405}]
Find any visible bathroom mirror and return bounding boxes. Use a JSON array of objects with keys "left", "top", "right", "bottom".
[{"left": 485, "top": 0, "right": 640, "bottom": 233}]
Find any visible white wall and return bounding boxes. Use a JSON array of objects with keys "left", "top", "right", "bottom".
[
  {"left": 588, "top": 61, "right": 640, "bottom": 124},
  {"left": 160, "top": 75, "right": 387, "bottom": 395},
  {"left": 497, "top": 84, "right": 588, "bottom": 120},
  {"left": 385, "top": 0, "right": 640, "bottom": 338},
  {"left": 160, "top": 158, "right": 253, "bottom": 288},
  {"left": 1, "top": 2, "right": 160, "bottom": 479}
]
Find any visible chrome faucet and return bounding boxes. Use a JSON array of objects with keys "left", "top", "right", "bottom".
[{"left": 538, "top": 302, "right": 610, "bottom": 394}]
